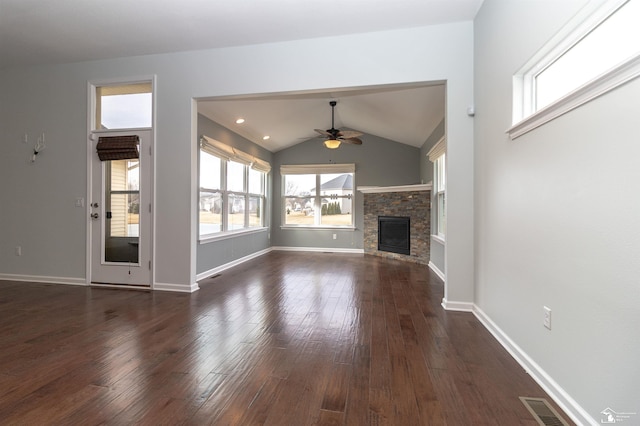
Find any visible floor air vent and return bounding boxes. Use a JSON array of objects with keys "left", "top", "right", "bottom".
[{"left": 520, "top": 397, "right": 570, "bottom": 426}]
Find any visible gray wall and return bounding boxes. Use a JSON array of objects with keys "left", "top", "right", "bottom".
[
  {"left": 196, "top": 114, "right": 273, "bottom": 275},
  {"left": 420, "top": 118, "right": 445, "bottom": 276},
  {"left": 475, "top": 0, "right": 639, "bottom": 422},
  {"left": 272, "top": 134, "right": 420, "bottom": 249},
  {"left": 0, "top": 21, "right": 474, "bottom": 302},
  {"left": 419, "top": 118, "right": 445, "bottom": 185}
]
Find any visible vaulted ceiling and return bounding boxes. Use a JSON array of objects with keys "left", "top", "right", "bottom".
[{"left": 1, "top": 0, "right": 483, "bottom": 152}]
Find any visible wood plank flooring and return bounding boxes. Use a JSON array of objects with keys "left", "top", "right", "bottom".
[{"left": 0, "top": 252, "right": 572, "bottom": 425}]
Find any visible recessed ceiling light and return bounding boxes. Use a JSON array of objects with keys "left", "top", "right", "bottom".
[
  {"left": 235, "top": 118, "right": 245, "bottom": 124},
  {"left": 263, "top": 136, "right": 270, "bottom": 140}
]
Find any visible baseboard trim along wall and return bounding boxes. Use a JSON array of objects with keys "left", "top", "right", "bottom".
[
  {"left": 428, "top": 261, "right": 445, "bottom": 282},
  {"left": 271, "top": 246, "right": 364, "bottom": 254},
  {"left": 196, "top": 247, "right": 273, "bottom": 282},
  {"left": 154, "top": 282, "right": 200, "bottom": 293},
  {"left": 472, "top": 305, "right": 595, "bottom": 426},
  {"left": 440, "top": 298, "right": 474, "bottom": 312},
  {"left": 0, "top": 273, "right": 86, "bottom": 287}
]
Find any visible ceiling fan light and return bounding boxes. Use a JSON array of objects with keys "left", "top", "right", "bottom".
[{"left": 324, "top": 139, "right": 341, "bottom": 149}]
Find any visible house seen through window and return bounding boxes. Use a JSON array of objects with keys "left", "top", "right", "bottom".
[
  {"left": 281, "top": 164, "right": 354, "bottom": 228},
  {"left": 199, "top": 136, "right": 270, "bottom": 239}
]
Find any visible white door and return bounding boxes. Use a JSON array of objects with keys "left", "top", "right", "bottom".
[{"left": 90, "top": 129, "right": 152, "bottom": 286}]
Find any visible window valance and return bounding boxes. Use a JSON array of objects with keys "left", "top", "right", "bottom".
[
  {"left": 200, "top": 135, "right": 271, "bottom": 173},
  {"left": 427, "top": 137, "right": 446, "bottom": 162},
  {"left": 280, "top": 163, "right": 355, "bottom": 175}
]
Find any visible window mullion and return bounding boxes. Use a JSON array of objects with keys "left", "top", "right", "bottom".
[
  {"left": 221, "top": 160, "right": 228, "bottom": 232},
  {"left": 315, "top": 174, "right": 321, "bottom": 226}
]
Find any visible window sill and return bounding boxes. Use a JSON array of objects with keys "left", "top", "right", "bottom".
[
  {"left": 199, "top": 227, "right": 268, "bottom": 244},
  {"left": 281, "top": 225, "right": 356, "bottom": 231},
  {"left": 508, "top": 53, "right": 640, "bottom": 140},
  {"left": 431, "top": 234, "right": 445, "bottom": 245}
]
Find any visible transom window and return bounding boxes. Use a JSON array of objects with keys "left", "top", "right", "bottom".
[
  {"left": 199, "top": 136, "right": 270, "bottom": 240},
  {"left": 95, "top": 82, "right": 152, "bottom": 130},
  {"left": 281, "top": 164, "right": 355, "bottom": 228},
  {"left": 509, "top": 0, "right": 640, "bottom": 139}
]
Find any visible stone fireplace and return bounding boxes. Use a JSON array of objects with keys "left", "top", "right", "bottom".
[{"left": 360, "top": 184, "right": 431, "bottom": 264}]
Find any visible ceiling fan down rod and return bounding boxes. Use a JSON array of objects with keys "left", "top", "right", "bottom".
[{"left": 330, "top": 100, "right": 337, "bottom": 132}]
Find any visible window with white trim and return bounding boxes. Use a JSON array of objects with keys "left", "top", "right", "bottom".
[
  {"left": 281, "top": 164, "right": 354, "bottom": 228},
  {"left": 95, "top": 82, "right": 152, "bottom": 130},
  {"left": 428, "top": 138, "right": 446, "bottom": 239},
  {"left": 199, "top": 136, "right": 270, "bottom": 239},
  {"left": 509, "top": 0, "right": 640, "bottom": 139}
]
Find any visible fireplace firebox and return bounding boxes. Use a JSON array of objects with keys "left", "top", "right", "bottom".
[{"left": 378, "top": 216, "right": 410, "bottom": 255}]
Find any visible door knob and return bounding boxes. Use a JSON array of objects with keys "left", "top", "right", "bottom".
[{"left": 90, "top": 213, "right": 99, "bottom": 219}]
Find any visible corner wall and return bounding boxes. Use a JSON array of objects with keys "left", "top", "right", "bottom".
[
  {"left": 474, "top": 1, "right": 640, "bottom": 423},
  {"left": 420, "top": 118, "right": 445, "bottom": 277},
  {"left": 196, "top": 114, "right": 273, "bottom": 277}
]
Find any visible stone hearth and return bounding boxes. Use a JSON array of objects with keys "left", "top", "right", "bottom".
[{"left": 360, "top": 185, "right": 431, "bottom": 264}]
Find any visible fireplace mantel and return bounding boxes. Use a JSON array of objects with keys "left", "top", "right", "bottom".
[{"left": 358, "top": 183, "right": 432, "bottom": 194}]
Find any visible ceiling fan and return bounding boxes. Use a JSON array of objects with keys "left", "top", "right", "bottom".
[{"left": 314, "top": 101, "right": 363, "bottom": 149}]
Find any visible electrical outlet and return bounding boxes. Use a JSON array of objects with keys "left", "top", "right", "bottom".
[
  {"left": 543, "top": 306, "right": 552, "bottom": 330},
  {"left": 333, "top": 233, "right": 337, "bottom": 240},
  {"left": 15, "top": 246, "right": 22, "bottom": 256}
]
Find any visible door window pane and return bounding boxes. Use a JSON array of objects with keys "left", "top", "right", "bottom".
[{"left": 105, "top": 159, "right": 140, "bottom": 263}]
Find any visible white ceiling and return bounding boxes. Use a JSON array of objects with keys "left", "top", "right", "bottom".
[
  {"left": 0, "top": 0, "right": 483, "bottom": 152},
  {"left": 198, "top": 83, "right": 446, "bottom": 151}
]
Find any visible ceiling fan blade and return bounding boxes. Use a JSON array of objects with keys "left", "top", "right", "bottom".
[
  {"left": 314, "top": 129, "right": 332, "bottom": 137},
  {"left": 341, "top": 137, "right": 363, "bottom": 145},
  {"left": 338, "top": 130, "right": 363, "bottom": 139}
]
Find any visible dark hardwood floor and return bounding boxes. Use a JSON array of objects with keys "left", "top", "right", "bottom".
[{"left": 0, "top": 252, "right": 571, "bottom": 425}]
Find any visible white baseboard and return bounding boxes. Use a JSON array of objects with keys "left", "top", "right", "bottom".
[
  {"left": 428, "top": 261, "right": 445, "bottom": 282},
  {"left": 441, "top": 298, "right": 474, "bottom": 312},
  {"left": 0, "top": 273, "right": 86, "bottom": 286},
  {"left": 153, "top": 282, "right": 200, "bottom": 293},
  {"left": 271, "top": 246, "right": 364, "bottom": 254},
  {"left": 196, "top": 247, "right": 273, "bottom": 282},
  {"left": 472, "top": 305, "right": 595, "bottom": 426}
]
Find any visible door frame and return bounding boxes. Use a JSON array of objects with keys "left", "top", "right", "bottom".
[{"left": 86, "top": 76, "right": 156, "bottom": 289}]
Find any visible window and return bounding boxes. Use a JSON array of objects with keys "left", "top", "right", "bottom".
[
  {"left": 199, "top": 136, "right": 270, "bottom": 240},
  {"left": 428, "top": 138, "right": 446, "bottom": 239},
  {"left": 281, "top": 164, "right": 354, "bottom": 228},
  {"left": 509, "top": 0, "right": 640, "bottom": 139},
  {"left": 95, "top": 82, "right": 152, "bottom": 130}
]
